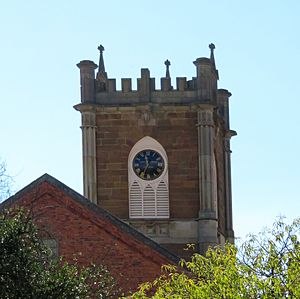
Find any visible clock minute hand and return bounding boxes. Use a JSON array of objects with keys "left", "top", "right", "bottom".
[{"left": 144, "top": 156, "right": 149, "bottom": 173}]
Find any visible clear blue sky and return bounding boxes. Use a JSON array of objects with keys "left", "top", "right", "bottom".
[{"left": 1, "top": 0, "right": 300, "bottom": 239}]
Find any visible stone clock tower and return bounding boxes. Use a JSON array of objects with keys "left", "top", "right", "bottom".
[{"left": 74, "top": 44, "right": 236, "bottom": 256}]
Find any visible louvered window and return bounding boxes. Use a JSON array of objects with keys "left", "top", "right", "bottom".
[
  {"left": 129, "top": 181, "right": 169, "bottom": 218},
  {"left": 129, "top": 182, "right": 142, "bottom": 218},
  {"left": 156, "top": 181, "right": 169, "bottom": 217},
  {"left": 143, "top": 185, "right": 155, "bottom": 217}
]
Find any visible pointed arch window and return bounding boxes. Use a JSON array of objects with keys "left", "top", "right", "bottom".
[{"left": 128, "top": 136, "right": 169, "bottom": 219}]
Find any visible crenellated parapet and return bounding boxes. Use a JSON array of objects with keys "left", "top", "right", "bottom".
[{"left": 76, "top": 44, "right": 227, "bottom": 107}]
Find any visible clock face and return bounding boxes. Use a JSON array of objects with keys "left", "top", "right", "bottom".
[{"left": 133, "top": 150, "right": 165, "bottom": 180}]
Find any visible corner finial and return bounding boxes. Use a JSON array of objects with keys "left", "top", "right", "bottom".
[
  {"left": 164, "top": 59, "right": 171, "bottom": 78},
  {"left": 209, "top": 43, "right": 216, "bottom": 68},
  {"left": 209, "top": 43, "right": 215, "bottom": 52},
  {"left": 98, "top": 44, "right": 105, "bottom": 54},
  {"left": 97, "top": 44, "right": 107, "bottom": 80}
]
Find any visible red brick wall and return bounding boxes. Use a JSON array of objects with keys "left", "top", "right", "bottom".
[
  {"left": 96, "top": 106, "right": 199, "bottom": 219},
  {"left": 12, "top": 181, "right": 174, "bottom": 295}
]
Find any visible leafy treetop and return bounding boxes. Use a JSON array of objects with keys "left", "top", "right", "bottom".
[{"left": 127, "top": 218, "right": 300, "bottom": 299}]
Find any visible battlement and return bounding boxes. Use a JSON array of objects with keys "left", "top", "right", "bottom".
[
  {"left": 77, "top": 44, "right": 230, "bottom": 106},
  {"left": 98, "top": 73, "right": 190, "bottom": 93}
]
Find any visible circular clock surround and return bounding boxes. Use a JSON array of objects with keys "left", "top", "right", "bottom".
[{"left": 132, "top": 149, "right": 165, "bottom": 181}]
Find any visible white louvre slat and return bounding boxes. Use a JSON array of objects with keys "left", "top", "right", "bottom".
[{"left": 129, "top": 181, "right": 142, "bottom": 218}]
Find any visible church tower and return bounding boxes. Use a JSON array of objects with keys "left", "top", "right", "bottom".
[{"left": 74, "top": 44, "right": 236, "bottom": 256}]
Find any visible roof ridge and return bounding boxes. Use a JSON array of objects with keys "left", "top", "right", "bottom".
[{"left": 1, "top": 173, "right": 180, "bottom": 264}]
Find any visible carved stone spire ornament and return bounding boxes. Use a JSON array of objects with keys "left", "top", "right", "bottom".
[
  {"left": 209, "top": 43, "right": 216, "bottom": 69},
  {"left": 97, "top": 44, "right": 107, "bottom": 80},
  {"left": 164, "top": 59, "right": 171, "bottom": 78}
]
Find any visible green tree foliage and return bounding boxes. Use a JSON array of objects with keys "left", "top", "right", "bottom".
[
  {"left": 128, "top": 218, "right": 300, "bottom": 299},
  {"left": 0, "top": 161, "right": 12, "bottom": 202},
  {"left": 0, "top": 209, "right": 119, "bottom": 298}
]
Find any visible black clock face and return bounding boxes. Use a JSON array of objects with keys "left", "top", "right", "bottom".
[{"left": 133, "top": 150, "right": 165, "bottom": 180}]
